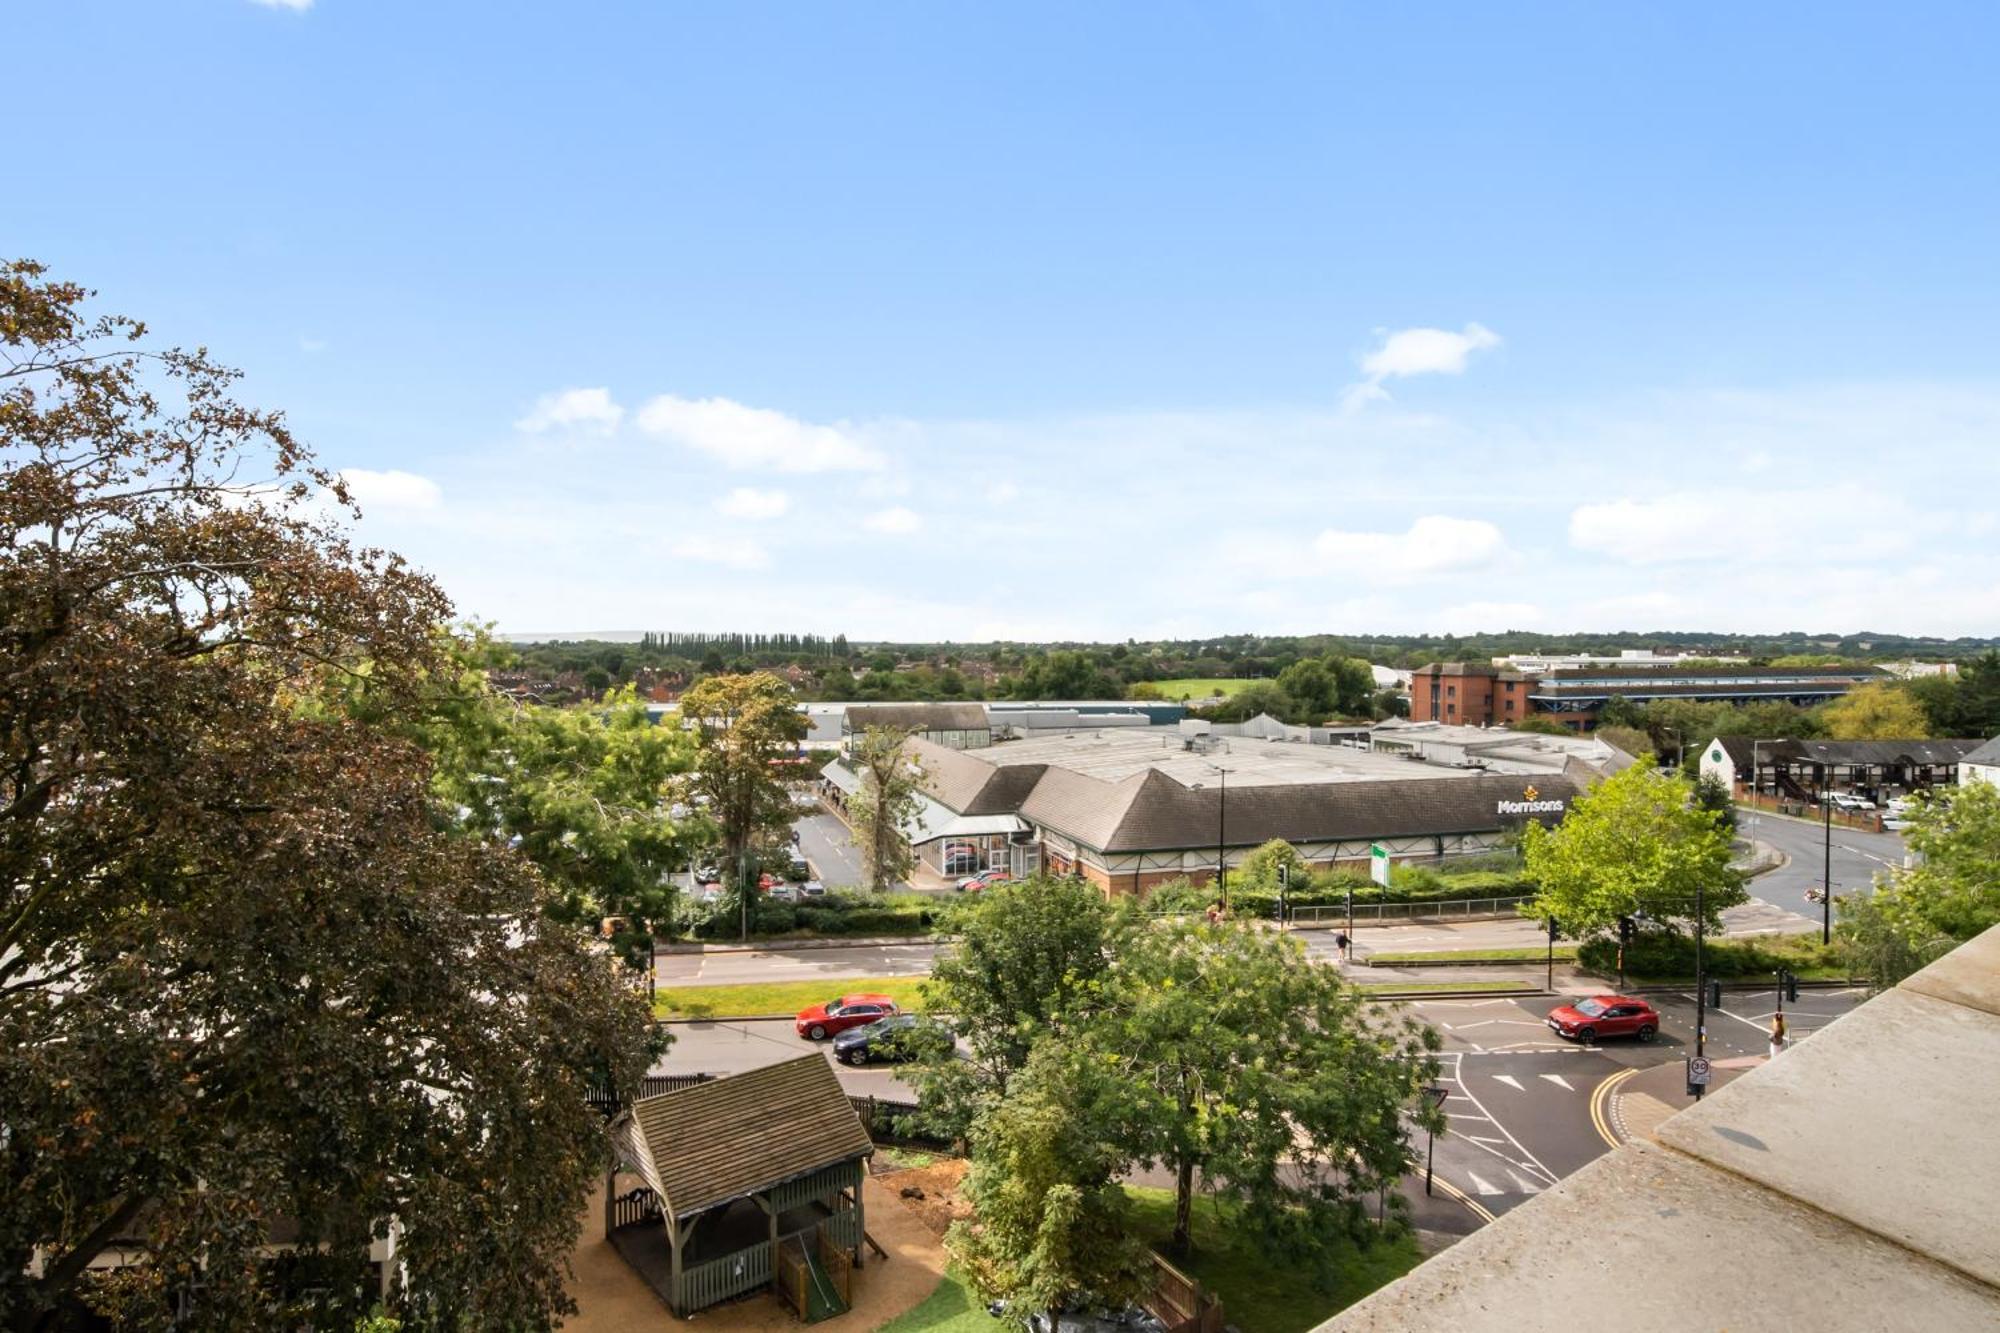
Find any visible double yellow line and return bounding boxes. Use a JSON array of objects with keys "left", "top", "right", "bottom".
[
  {"left": 1427, "top": 1170, "right": 1498, "bottom": 1225},
  {"left": 1589, "top": 1068, "right": 1640, "bottom": 1149}
]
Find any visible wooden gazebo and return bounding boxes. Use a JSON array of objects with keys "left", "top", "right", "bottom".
[{"left": 607, "top": 1055, "right": 874, "bottom": 1317}]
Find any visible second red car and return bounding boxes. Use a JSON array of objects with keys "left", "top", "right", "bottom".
[{"left": 795, "top": 992, "right": 901, "bottom": 1041}]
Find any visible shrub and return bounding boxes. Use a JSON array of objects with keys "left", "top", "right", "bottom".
[{"left": 1578, "top": 931, "right": 1847, "bottom": 979}]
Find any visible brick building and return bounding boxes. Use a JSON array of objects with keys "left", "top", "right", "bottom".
[{"left": 1411, "top": 661, "right": 1883, "bottom": 730}]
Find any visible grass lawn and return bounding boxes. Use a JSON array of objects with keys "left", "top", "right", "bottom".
[
  {"left": 1369, "top": 946, "right": 1577, "bottom": 964},
  {"left": 1124, "top": 1187, "right": 1420, "bottom": 1333},
  {"left": 1148, "top": 677, "right": 1263, "bottom": 700},
  {"left": 653, "top": 976, "right": 931, "bottom": 1020},
  {"left": 1351, "top": 979, "right": 1538, "bottom": 996},
  {"left": 877, "top": 1268, "right": 991, "bottom": 1333}
]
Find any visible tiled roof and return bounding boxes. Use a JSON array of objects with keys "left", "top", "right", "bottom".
[
  {"left": 909, "top": 736, "right": 1047, "bottom": 814},
  {"left": 1963, "top": 736, "right": 2000, "bottom": 766},
  {"left": 1028, "top": 768, "right": 1582, "bottom": 853},
  {"left": 624, "top": 1055, "right": 872, "bottom": 1220}
]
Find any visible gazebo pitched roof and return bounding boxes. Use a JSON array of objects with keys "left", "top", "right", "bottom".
[{"left": 617, "top": 1055, "right": 873, "bottom": 1220}]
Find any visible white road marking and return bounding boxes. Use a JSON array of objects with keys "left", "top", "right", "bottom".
[
  {"left": 1444, "top": 1056, "right": 1561, "bottom": 1187},
  {"left": 1466, "top": 1135, "right": 1507, "bottom": 1146},
  {"left": 1538, "top": 1073, "right": 1574, "bottom": 1091},
  {"left": 1491, "top": 1074, "right": 1525, "bottom": 1091},
  {"left": 1507, "top": 1170, "right": 1543, "bottom": 1194},
  {"left": 1467, "top": 1171, "right": 1503, "bottom": 1196}
]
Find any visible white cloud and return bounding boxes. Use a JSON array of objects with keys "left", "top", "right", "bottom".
[
  {"left": 635, "top": 395, "right": 884, "bottom": 472},
  {"left": 1345, "top": 322, "right": 1501, "bottom": 413},
  {"left": 668, "top": 536, "right": 770, "bottom": 571},
  {"left": 1312, "top": 515, "right": 1508, "bottom": 577},
  {"left": 714, "top": 487, "right": 791, "bottom": 520},
  {"left": 515, "top": 387, "right": 624, "bottom": 437},
  {"left": 299, "top": 335, "right": 327, "bottom": 353},
  {"left": 861, "top": 506, "right": 921, "bottom": 535},
  {"left": 986, "top": 480, "right": 1021, "bottom": 504},
  {"left": 337, "top": 468, "right": 442, "bottom": 511},
  {"left": 250, "top": 0, "right": 312, "bottom": 9},
  {"left": 1569, "top": 485, "right": 1915, "bottom": 565}
]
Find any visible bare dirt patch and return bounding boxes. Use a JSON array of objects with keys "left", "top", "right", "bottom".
[{"left": 881, "top": 1157, "right": 970, "bottom": 1239}]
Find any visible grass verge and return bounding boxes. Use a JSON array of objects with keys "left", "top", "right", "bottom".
[
  {"left": 654, "top": 976, "right": 931, "bottom": 1020},
  {"left": 1351, "top": 979, "right": 1539, "bottom": 996},
  {"left": 877, "top": 1269, "right": 990, "bottom": 1333},
  {"left": 1124, "top": 1187, "right": 1421, "bottom": 1333}
]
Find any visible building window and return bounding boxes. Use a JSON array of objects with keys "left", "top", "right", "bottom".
[{"left": 1446, "top": 685, "right": 1457, "bottom": 699}]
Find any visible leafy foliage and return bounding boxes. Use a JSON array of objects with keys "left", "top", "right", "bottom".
[
  {"left": 904, "top": 878, "right": 1123, "bottom": 1137},
  {"left": 1076, "top": 921, "right": 1440, "bottom": 1258},
  {"left": 678, "top": 672, "right": 807, "bottom": 926},
  {"left": 1521, "top": 764, "right": 1745, "bottom": 936},
  {"left": 948, "top": 1049, "right": 1151, "bottom": 1328},
  {"left": 1838, "top": 781, "right": 2000, "bottom": 988},
  {"left": 847, "top": 726, "right": 924, "bottom": 891},
  {"left": 0, "top": 261, "right": 651, "bottom": 1330},
  {"left": 1820, "top": 682, "right": 1932, "bottom": 739}
]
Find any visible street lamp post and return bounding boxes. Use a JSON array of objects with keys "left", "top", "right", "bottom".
[
  {"left": 1197, "top": 765, "right": 1232, "bottom": 911},
  {"left": 1692, "top": 875, "right": 1707, "bottom": 1100},
  {"left": 1821, "top": 771, "right": 1834, "bottom": 945}
]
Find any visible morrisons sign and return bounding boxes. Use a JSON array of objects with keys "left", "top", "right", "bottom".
[{"left": 1496, "top": 784, "right": 1566, "bottom": 817}]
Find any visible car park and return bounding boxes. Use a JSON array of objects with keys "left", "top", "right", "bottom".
[
  {"left": 1546, "top": 995, "right": 1659, "bottom": 1043},
  {"left": 832, "top": 1013, "right": 953, "bottom": 1065},
  {"left": 795, "top": 993, "right": 900, "bottom": 1041}
]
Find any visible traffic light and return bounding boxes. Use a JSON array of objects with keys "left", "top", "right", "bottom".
[
  {"left": 1618, "top": 915, "right": 1635, "bottom": 946},
  {"left": 1783, "top": 970, "right": 1800, "bottom": 1003},
  {"left": 1708, "top": 979, "right": 1724, "bottom": 1010},
  {"left": 1547, "top": 916, "right": 1560, "bottom": 941}
]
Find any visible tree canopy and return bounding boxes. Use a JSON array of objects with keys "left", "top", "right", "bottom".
[
  {"left": 0, "top": 261, "right": 651, "bottom": 1330},
  {"left": 1820, "top": 682, "right": 1932, "bottom": 740},
  {"left": 678, "top": 671, "right": 807, "bottom": 896},
  {"left": 847, "top": 726, "right": 923, "bottom": 892},
  {"left": 1840, "top": 781, "right": 2000, "bottom": 988},
  {"left": 1521, "top": 764, "right": 1745, "bottom": 936}
]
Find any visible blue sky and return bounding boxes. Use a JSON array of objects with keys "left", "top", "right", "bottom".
[{"left": 11, "top": 1, "right": 2000, "bottom": 639}]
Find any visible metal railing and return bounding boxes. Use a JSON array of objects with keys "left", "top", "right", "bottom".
[{"left": 1287, "top": 895, "right": 1531, "bottom": 926}]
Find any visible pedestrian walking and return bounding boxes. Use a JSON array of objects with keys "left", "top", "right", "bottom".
[
  {"left": 1768, "top": 1013, "right": 1789, "bottom": 1059},
  {"left": 1334, "top": 931, "right": 1351, "bottom": 964}
]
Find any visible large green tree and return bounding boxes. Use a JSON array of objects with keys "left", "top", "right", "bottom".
[
  {"left": 1820, "top": 682, "right": 1931, "bottom": 740},
  {"left": 905, "top": 877, "right": 1124, "bottom": 1136},
  {"left": 948, "top": 1047, "right": 1151, "bottom": 1330},
  {"left": 0, "top": 261, "right": 651, "bottom": 1330},
  {"left": 678, "top": 672, "right": 806, "bottom": 922},
  {"left": 1839, "top": 781, "right": 2000, "bottom": 988},
  {"left": 1520, "top": 764, "right": 1745, "bottom": 936},
  {"left": 417, "top": 657, "right": 701, "bottom": 952},
  {"left": 1078, "top": 920, "right": 1440, "bottom": 1258},
  {"left": 847, "top": 726, "right": 923, "bottom": 891}
]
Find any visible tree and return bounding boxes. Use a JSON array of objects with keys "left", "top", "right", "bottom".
[
  {"left": 1839, "top": 781, "right": 2000, "bottom": 988},
  {"left": 1234, "top": 838, "right": 1307, "bottom": 895},
  {"left": 847, "top": 726, "right": 923, "bottom": 891},
  {"left": 0, "top": 261, "right": 651, "bottom": 1329},
  {"left": 1820, "top": 682, "right": 1931, "bottom": 739},
  {"left": 1077, "top": 920, "right": 1440, "bottom": 1258},
  {"left": 948, "top": 1048, "right": 1151, "bottom": 1330},
  {"left": 1520, "top": 764, "right": 1745, "bottom": 937},
  {"left": 678, "top": 672, "right": 807, "bottom": 916},
  {"left": 1276, "top": 659, "right": 1338, "bottom": 721},
  {"left": 904, "top": 878, "right": 1124, "bottom": 1136},
  {"left": 416, "top": 658, "right": 701, "bottom": 950},
  {"left": 1904, "top": 652, "right": 2000, "bottom": 737},
  {"left": 1009, "top": 651, "right": 1125, "bottom": 701}
]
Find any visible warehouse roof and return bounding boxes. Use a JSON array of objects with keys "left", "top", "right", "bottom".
[{"left": 844, "top": 702, "right": 989, "bottom": 732}]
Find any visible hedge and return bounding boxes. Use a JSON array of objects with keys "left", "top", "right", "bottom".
[{"left": 1578, "top": 931, "right": 1849, "bottom": 980}]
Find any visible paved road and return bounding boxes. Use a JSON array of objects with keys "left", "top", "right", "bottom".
[
  {"left": 1739, "top": 806, "right": 1908, "bottom": 919},
  {"left": 654, "top": 988, "right": 1866, "bottom": 1233},
  {"left": 793, "top": 812, "right": 868, "bottom": 888}
]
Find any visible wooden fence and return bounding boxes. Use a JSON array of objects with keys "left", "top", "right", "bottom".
[
  {"left": 1146, "top": 1252, "right": 1224, "bottom": 1333},
  {"left": 680, "top": 1238, "right": 773, "bottom": 1312},
  {"left": 609, "top": 1186, "right": 662, "bottom": 1231},
  {"left": 587, "top": 1072, "right": 716, "bottom": 1115}
]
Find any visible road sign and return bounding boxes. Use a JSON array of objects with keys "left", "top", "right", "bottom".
[
  {"left": 1423, "top": 1085, "right": 1450, "bottom": 1110},
  {"left": 1369, "top": 843, "right": 1390, "bottom": 887},
  {"left": 1686, "top": 1056, "right": 1712, "bottom": 1086}
]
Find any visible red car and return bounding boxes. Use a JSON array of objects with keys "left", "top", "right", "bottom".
[
  {"left": 1546, "top": 995, "right": 1659, "bottom": 1043},
  {"left": 795, "top": 993, "right": 901, "bottom": 1041}
]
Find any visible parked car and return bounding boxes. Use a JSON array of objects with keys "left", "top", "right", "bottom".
[
  {"left": 768, "top": 884, "right": 800, "bottom": 903},
  {"left": 1546, "top": 995, "right": 1659, "bottom": 1043},
  {"left": 694, "top": 863, "right": 720, "bottom": 883},
  {"left": 1884, "top": 815, "right": 1914, "bottom": 832},
  {"left": 956, "top": 868, "right": 1013, "bottom": 892},
  {"left": 758, "top": 872, "right": 782, "bottom": 892},
  {"left": 832, "top": 1013, "right": 954, "bottom": 1065},
  {"left": 1826, "top": 792, "right": 1876, "bottom": 812},
  {"left": 696, "top": 882, "right": 723, "bottom": 904},
  {"left": 788, "top": 853, "right": 812, "bottom": 880},
  {"left": 795, "top": 993, "right": 900, "bottom": 1041},
  {"left": 799, "top": 880, "right": 828, "bottom": 898}
]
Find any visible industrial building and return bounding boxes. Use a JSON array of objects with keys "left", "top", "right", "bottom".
[{"left": 1411, "top": 661, "right": 1883, "bottom": 729}]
